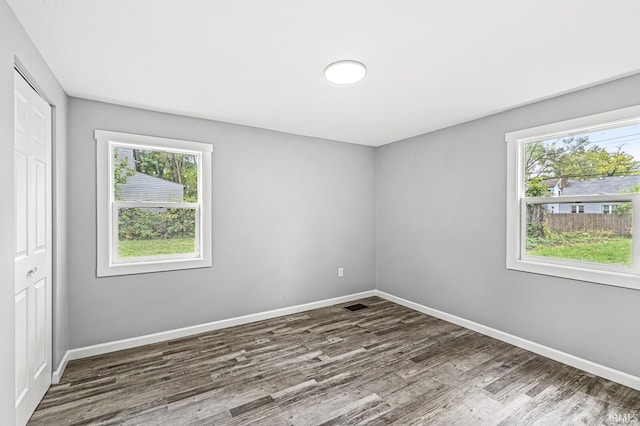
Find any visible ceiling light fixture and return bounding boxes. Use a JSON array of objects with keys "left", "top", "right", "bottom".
[{"left": 324, "top": 60, "right": 367, "bottom": 84}]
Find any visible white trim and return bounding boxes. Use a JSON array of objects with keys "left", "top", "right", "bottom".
[
  {"left": 51, "top": 288, "right": 640, "bottom": 391},
  {"left": 60, "top": 291, "right": 376, "bottom": 363},
  {"left": 95, "top": 129, "right": 213, "bottom": 153},
  {"left": 374, "top": 290, "right": 640, "bottom": 391},
  {"left": 505, "top": 105, "right": 640, "bottom": 143},
  {"left": 524, "top": 194, "right": 635, "bottom": 204},
  {"left": 505, "top": 104, "right": 640, "bottom": 291},
  {"left": 51, "top": 351, "right": 69, "bottom": 385},
  {"left": 95, "top": 129, "right": 213, "bottom": 277},
  {"left": 113, "top": 201, "right": 199, "bottom": 209}
]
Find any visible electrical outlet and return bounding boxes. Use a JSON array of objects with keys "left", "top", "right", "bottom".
[{"left": 338, "top": 267, "right": 344, "bottom": 278}]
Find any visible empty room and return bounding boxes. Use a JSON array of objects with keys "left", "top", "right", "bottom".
[{"left": 2, "top": 1, "right": 640, "bottom": 425}]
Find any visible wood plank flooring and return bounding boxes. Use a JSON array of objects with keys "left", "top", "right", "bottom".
[{"left": 29, "top": 297, "right": 640, "bottom": 425}]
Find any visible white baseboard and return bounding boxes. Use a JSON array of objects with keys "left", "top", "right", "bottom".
[
  {"left": 52, "top": 288, "right": 640, "bottom": 392},
  {"left": 51, "top": 350, "right": 69, "bottom": 384},
  {"left": 53, "top": 290, "right": 376, "bottom": 380},
  {"left": 374, "top": 290, "right": 640, "bottom": 391}
]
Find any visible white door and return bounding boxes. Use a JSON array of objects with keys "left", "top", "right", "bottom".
[{"left": 14, "top": 69, "right": 52, "bottom": 426}]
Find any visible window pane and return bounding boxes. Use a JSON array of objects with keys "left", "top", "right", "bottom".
[
  {"left": 113, "top": 147, "right": 198, "bottom": 202},
  {"left": 117, "top": 207, "right": 197, "bottom": 258},
  {"left": 524, "top": 123, "right": 640, "bottom": 197},
  {"left": 527, "top": 202, "right": 632, "bottom": 266}
]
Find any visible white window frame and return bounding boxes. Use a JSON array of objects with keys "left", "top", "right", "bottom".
[
  {"left": 95, "top": 130, "right": 212, "bottom": 277},
  {"left": 506, "top": 105, "right": 640, "bottom": 291}
]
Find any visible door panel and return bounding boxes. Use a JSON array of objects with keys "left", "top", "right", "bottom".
[
  {"left": 34, "top": 278, "right": 47, "bottom": 377},
  {"left": 35, "top": 160, "right": 46, "bottom": 251},
  {"left": 15, "top": 151, "right": 28, "bottom": 257},
  {"left": 14, "top": 290, "right": 28, "bottom": 407},
  {"left": 31, "top": 108, "right": 47, "bottom": 148},
  {"left": 14, "top": 89, "right": 28, "bottom": 134},
  {"left": 14, "top": 69, "right": 52, "bottom": 426}
]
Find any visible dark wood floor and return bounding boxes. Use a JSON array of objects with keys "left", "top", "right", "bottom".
[{"left": 30, "top": 297, "right": 639, "bottom": 425}]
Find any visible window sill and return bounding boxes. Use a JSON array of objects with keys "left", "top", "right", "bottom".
[
  {"left": 507, "top": 258, "right": 640, "bottom": 291},
  {"left": 97, "top": 257, "right": 212, "bottom": 277}
]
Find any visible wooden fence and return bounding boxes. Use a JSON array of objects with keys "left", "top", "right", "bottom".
[{"left": 545, "top": 213, "right": 632, "bottom": 236}]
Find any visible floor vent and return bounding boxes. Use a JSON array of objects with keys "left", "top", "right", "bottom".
[{"left": 344, "top": 303, "right": 368, "bottom": 312}]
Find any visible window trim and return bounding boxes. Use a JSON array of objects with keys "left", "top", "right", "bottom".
[
  {"left": 95, "top": 129, "right": 213, "bottom": 277},
  {"left": 506, "top": 105, "right": 640, "bottom": 291}
]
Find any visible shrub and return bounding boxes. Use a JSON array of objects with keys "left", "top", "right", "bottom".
[
  {"left": 526, "top": 230, "right": 621, "bottom": 250},
  {"left": 118, "top": 208, "right": 195, "bottom": 240}
]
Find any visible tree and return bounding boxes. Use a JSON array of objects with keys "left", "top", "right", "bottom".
[
  {"left": 113, "top": 148, "right": 135, "bottom": 200},
  {"left": 556, "top": 145, "right": 634, "bottom": 179},
  {"left": 133, "top": 150, "right": 198, "bottom": 201},
  {"left": 614, "top": 183, "right": 640, "bottom": 217},
  {"left": 525, "top": 137, "right": 638, "bottom": 238},
  {"left": 526, "top": 177, "right": 548, "bottom": 238},
  {"left": 525, "top": 136, "right": 637, "bottom": 181},
  {"left": 525, "top": 136, "right": 589, "bottom": 180}
]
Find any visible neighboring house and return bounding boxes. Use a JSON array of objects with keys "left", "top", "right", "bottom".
[
  {"left": 544, "top": 175, "right": 640, "bottom": 213},
  {"left": 116, "top": 148, "right": 184, "bottom": 202},
  {"left": 541, "top": 177, "right": 566, "bottom": 214},
  {"left": 542, "top": 177, "right": 565, "bottom": 197}
]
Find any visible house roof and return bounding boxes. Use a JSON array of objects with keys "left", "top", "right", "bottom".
[
  {"left": 542, "top": 178, "right": 561, "bottom": 189},
  {"left": 561, "top": 175, "right": 640, "bottom": 196}
]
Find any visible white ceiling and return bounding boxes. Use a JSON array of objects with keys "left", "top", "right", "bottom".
[{"left": 8, "top": 0, "right": 640, "bottom": 146}]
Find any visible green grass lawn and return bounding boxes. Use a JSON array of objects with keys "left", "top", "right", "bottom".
[
  {"left": 119, "top": 238, "right": 195, "bottom": 258},
  {"left": 528, "top": 237, "right": 631, "bottom": 266}
]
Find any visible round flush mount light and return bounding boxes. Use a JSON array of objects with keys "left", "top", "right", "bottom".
[{"left": 324, "top": 60, "right": 367, "bottom": 84}]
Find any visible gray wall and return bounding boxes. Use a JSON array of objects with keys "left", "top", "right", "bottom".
[
  {"left": 376, "top": 72, "right": 640, "bottom": 377},
  {"left": 67, "top": 98, "right": 376, "bottom": 349},
  {"left": 0, "top": 2, "right": 69, "bottom": 421},
  {"left": 4, "top": 5, "right": 639, "bottom": 419}
]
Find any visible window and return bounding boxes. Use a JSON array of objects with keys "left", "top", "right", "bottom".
[
  {"left": 95, "top": 130, "right": 212, "bottom": 276},
  {"left": 506, "top": 105, "right": 640, "bottom": 290},
  {"left": 570, "top": 205, "right": 584, "bottom": 214}
]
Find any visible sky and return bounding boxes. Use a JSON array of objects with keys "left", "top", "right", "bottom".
[
  {"left": 584, "top": 123, "right": 640, "bottom": 160},
  {"left": 539, "top": 122, "right": 640, "bottom": 163}
]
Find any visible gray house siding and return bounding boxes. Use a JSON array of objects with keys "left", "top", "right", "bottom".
[
  {"left": 546, "top": 175, "right": 640, "bottom": 214},
  {"left": 119, "top": 172, "right": 184, "bottom": 202},
  {"left": 116, "top": 148, "right": 184, "bottom": 202},
  {"left": 555, "top": 203, "right": 611, "bottom": 214}
]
